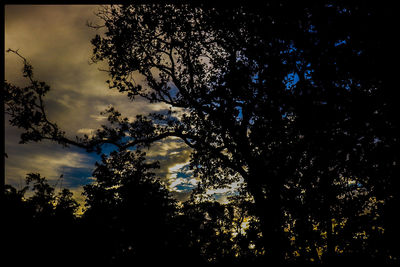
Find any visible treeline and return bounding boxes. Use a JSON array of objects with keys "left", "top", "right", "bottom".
[
  {"left": 4, "top": 151, "right": 262, "bottom": 265},
  {"left": 3, "top": 150, "right": 395, "bottom": 265}
]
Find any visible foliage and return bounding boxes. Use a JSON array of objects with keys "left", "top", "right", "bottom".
[
  {"left": 3, "top": 174, "right": 79, "bottom": 265},
  {"left": 4, "top": 1, "right": 399, "bottom": 264},
  {"left": 80, "top": 150, "right": 181, "bottom": 264}
]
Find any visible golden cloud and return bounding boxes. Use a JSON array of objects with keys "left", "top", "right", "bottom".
[{"left": 5, "top": 5, "right": 198, "bottom": 203}]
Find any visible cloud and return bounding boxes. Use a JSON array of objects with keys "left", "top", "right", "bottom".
[
  {"left": 5, "top": 5, "right": 172, "bottom": 136},
  {"left": 169, "top": 177, "right": 199, "bottom": 192},
  {"left": 143, "top": 137, "right": 200, "bottom": 201},
  {"left": 89, "top": 114, "right": 108, "bottom": 122},
  {"left": 145, "top": 138, "right": 192, "bottom": 178},
  {"left": 5, "top": 6, "right": 170, "bottom": 145},
  {"left": 5, "top": 149, "right": 94, "bottom": 187},
  {"left": 5, "top": 124, "right": 96, "bottom": 188},
  {"left": 5, "top": 125, "right": 96, "bottom": 214},
  {"left": 77, "top": 128, "right": 95, "bottom": 137},
  {"left": 204, "top": 178, "right": 245, "bottom": 203},
  {"left": 4, "top": 5, "right": 198, "bottom": 204},
  {"left": 67, "top": 186, "right": 87, "bottom": 216},
  {"left": 146, "top": 139, "right": 188, "bottom": 158}
]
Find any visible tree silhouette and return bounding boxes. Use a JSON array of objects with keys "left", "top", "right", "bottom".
[
  {"left": 80, "top": 149, "right": 183, "bottom": 265},
  {"left": 4, "top": 1, "right": 398, "bottom": 264},
  {"left": 3, "top": 174, "right": 80, "bottom": 265}
]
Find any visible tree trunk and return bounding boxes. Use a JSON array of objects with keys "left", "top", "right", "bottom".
[{"left": 247, "top": 172, "right": 287, "bottom": 264}]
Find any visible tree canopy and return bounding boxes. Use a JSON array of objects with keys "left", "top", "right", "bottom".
[{"left": 4, "top": 1, "right": 398, "bottom": 264}]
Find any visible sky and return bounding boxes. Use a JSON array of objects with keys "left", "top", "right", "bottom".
[{"left": 4, "top": 5, "right": 221, "bottom": 206}]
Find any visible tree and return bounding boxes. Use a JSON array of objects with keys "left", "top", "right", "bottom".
[
  {"left": 4, "top": 1, "right": 398, "bottom": 263},
  {"left": 80, "top": 149, "right": 181, "bottom": 265},
  {"left": 3, "top": 174, "right": 80, "bottom": 265}
]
